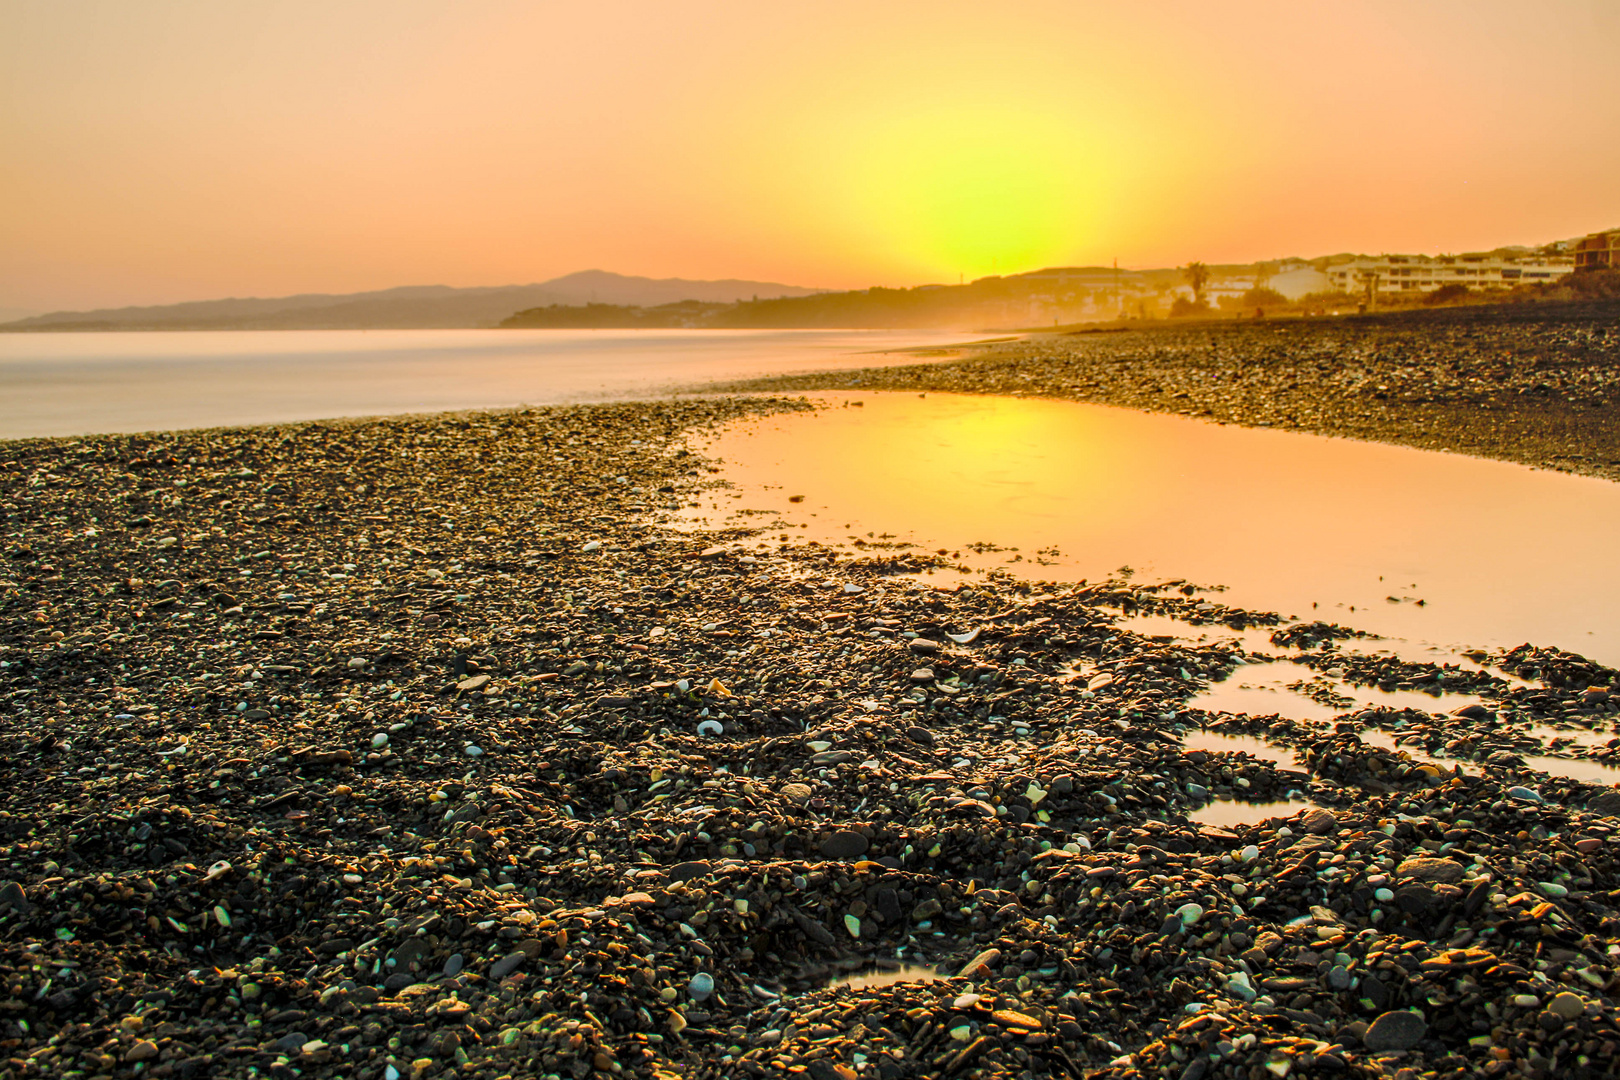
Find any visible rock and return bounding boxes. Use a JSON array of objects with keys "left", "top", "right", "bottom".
[
  {"left": 1363, "top": 1010, "right": 1427, "bottom": 1052},
  {"left": 1509, "top": 785, "right": 1545, "bottom": 803},
  {"left": 1590, "top": 791, "right": 1620, "bottom": 816},
  {"left": 1394, "top": 883, "right": 1439, "bottom": 915},
  {"left": 1396, "top": 856, "right": 1464, "bottom": 883},
  {"left": 1226, "top": 972, "right": 1256, "bottom": 1003},
  {"left": 456, "top": 675, "right": 490, "bottom": 692},
  {"left": 819, "top": 829, "right": 870, "bottom": 859},
  {"left": 908, "top": 639, "right": 941, "bottom": 656},
  {"left": 959, "top": 948, "right": 1001, "bottom": 978},
  {"left": 990, "top": 1009, "right": 1041, "bottom": 1029},
  {"left": 688, "top": 972, "right": 714, "bottom": 1001},
  {"left": 780, "top": 782, "right": 813, "bottom": 804},
  {"left": 0, "top": 881, "right": 29, "bottom": 913},
  {"left": 909, "top": 667, "right": 935, "bottom": 683},
  {"left": 489, "top": 952, "right": 526, "bottom": 979},
  {"left": 1549, "top": 992, "right": 1585, "bottom": 1020},
  {"left": 1300, "top": 807, "right": 1337, "bottom": 834},
  {"left": 125, "top": 1040, "right": 160, "bottom": 1063}
]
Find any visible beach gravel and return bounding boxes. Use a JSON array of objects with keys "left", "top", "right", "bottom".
[{"left": 1, "top": 386, "right": 1619, "bottom": 1078}]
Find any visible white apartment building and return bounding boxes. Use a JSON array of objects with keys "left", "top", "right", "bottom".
[{"left": 1325, "top": 254, "right": 1573, "bottom": 296}]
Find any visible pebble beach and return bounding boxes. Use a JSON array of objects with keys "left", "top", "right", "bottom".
[{"left": 4, "top": 305, "right": 1620, "bottom": 1080}]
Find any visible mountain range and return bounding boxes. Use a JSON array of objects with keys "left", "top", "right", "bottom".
[{"left": 0, "top": 271, "right": 824, "bottom": 332}]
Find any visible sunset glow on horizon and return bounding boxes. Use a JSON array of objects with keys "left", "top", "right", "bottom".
[{"left": 3, "top": 0, "right": 1617, "bottom": 313}]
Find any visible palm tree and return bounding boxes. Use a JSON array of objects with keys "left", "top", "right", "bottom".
[{"left": 1183, "top": 262, "right": 1210, "bottom": 303}]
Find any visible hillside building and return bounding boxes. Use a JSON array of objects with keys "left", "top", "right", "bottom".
[
  {"left": 1573, "top": 229, "right": 1620, "bottom": 272},
  {"left": 1325, "top": 253, "right": 1572, "bottom": 296}
]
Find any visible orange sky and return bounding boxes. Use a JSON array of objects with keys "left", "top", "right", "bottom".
[{"left": 2, "top": 0, "right": 1617, "bottom": 314}]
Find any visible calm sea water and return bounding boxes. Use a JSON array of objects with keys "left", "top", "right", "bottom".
[{"left": 0, "top": 328, "right": 973, "bottom": 439}]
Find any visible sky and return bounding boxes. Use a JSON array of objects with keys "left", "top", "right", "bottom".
[{"left": 2, "top": 0, "right": 1618, "bottom": 314}]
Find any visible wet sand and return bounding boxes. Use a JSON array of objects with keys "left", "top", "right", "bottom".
[{"left": 3, "top": 319, "right": 1620, "bottom": 1078}]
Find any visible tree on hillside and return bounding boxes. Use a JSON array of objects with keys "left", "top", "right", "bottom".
[{"left": 1183, "top": 262, "right": 1210, "bottom": 303}]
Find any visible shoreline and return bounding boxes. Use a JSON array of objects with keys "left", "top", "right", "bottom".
[
  {"left": 2, "top": 380, "right": 1620, "bottom": 1076},
  {"left": 713, "top": 300, "right": 1620, "bottom": 485}
]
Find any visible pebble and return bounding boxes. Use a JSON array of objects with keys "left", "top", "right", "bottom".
[
  {"left": 1549, "top": 992, "right": 1586, "bottom": 1020},
  {"left": 1363, "top": 1010, "right": 1428, "bottom": 1052},
  {"left": 1396, "top": 855, "right": 1465, "bottom": 883},
  {"left": 488, "top": 952, "right": 525, "bottom": 979},
  {"left": 819, "top": 829, "right": 871, "bottom": 859},
  {"left": 688, "top": 972, "right": 714, "bottom": 1001}
]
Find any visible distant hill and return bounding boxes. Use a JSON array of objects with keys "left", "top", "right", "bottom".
[{"left": 0, "top": 272, "right": 824, "bottom": 332}]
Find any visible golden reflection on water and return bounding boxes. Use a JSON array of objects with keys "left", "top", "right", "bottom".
[{"left": 687, "top": 392, "right": 1620, "bottom": 665}]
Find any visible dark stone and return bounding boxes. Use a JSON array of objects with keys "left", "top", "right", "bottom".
[
  {"left": 489, "top": 952, "right": 526, "bottom": 979},
  {"left": 819, "top": 829, "right": 871, "bottom": 859},
  {"left": 1363, "top": 1010, "right": 1427, "bottom": 1052},
  {"left": 0, "top": 882, "right": 30, "bottom": 913},
  {"left": 1361, "top": 975, "right": 1392, "bottom": 1012},
  {"left": 1589, "top": 791, "right": 1620, "bottom": 817},
  {"left": 1395, "top": 884, "right": 1438, "bottom": 915}
]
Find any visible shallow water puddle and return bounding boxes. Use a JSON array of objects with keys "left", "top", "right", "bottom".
[
  {"left": 1523, "top": 723, "right": 1620, "bottom": 750},
  {"left": 1112, "top": 613, "right": 1281, "bottom": 656},
  {"left": 1517, "top": 754, "right": 1620, "bottom": 787},
  {"left": 1182, "top": 730, "right": 1298, "bottom": 768},
  {"left": 1359, "top": 728, "right": 1618, "bottom": 784},
  {"left": 1189, "top": 797, "right": 1319, "bottom": 828},
  {"left": 823, "top": 962, "right": 949, "bottom": 991},
  {"left": 1188, "top": 659, "right": 1489, "bottom": 722},
  {"left": 685, "top": 392, "right": 1620, "bottom": 666},
  {"left": 1114, "top": 611, "right": 1531, "bottom": 685}
]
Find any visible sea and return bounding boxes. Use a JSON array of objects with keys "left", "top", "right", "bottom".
[{"left": 0, "top": 328, "right": 974, "bottom": 439}]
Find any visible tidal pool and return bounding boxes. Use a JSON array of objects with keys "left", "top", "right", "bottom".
[
  {"left": 1188, "top": 659, "right": 1489, "bottom": 723},
  {"left": 823, "top": 962, "right": 949, "bottom": 992},
  {"left": 1189, "top": 797, "right": 1319, "bottom": 828},
  {"left": 687, "top": 393, "right": 1620, "bottom": 666},
  {"left": 1517, "top": 754, "right": 1620, "bottom": 787},
  {"left": 1182, "top": 731, "right": 1297, "bottom": 768}
]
